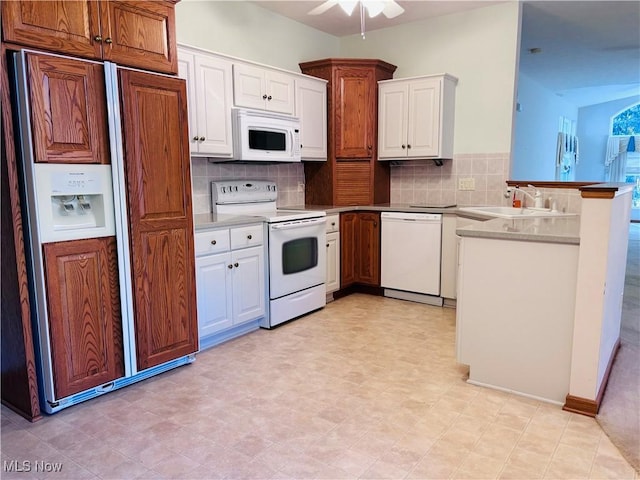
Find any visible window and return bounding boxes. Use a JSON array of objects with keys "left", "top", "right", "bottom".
[{"left": 611, "top": 103, "right": 640, "bottom": 209}]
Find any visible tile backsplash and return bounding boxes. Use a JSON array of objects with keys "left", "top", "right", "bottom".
[
  {"left": 190, "top": 158, "right": 305, "bottom": 214},
  {"left": 190, "top": 154, "right": 582, "bottom": 214},
  {"left": 389, "top": 153, "right": 511, "bottom": 206}
]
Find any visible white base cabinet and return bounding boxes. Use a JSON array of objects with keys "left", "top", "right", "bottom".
[
  {"left": 378, "top": 74, "right": 457, "bottom": 160},
  {"left": 325, "top": 214, "right": 340, "bottom": 294},
  {"left": 195, "top": 224, "right": 266, "bottom": 349}
]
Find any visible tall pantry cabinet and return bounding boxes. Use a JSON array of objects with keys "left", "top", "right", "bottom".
[
  {"left": 299, "top": 58, "right": 396, "bottom": 206},
  {"left": 1, "top": 0, "right": 197, "bottom": 414}
]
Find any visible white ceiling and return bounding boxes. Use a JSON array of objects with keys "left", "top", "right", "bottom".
[{"left": 254, "top": 0, "right": 640, "bottom": 107}]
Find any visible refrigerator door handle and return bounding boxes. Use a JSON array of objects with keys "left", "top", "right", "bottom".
[{"left": 104, "top": 61, "right": 137, "bottom": 377}]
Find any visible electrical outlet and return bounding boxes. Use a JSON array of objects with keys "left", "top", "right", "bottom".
[
  {"left": 297, "top": 182, "right": 305, "bottom": 193},
  {"left": 458, "top": 178, "right": 475, "bottom": 191}
]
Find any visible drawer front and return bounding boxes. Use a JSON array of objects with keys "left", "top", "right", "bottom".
[
  {"left": 195, "top": 229, "right": 230, "bottom": 256},
  {"left": 230, "top": 224, "right": 263, "bottom": 249},
  {"left": 326, "top": 214, "right": 340, "bottom": 233}
]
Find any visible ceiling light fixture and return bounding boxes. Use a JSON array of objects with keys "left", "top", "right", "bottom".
[{"left": 309, "top": 0, "right": 405, "bottom": 39}]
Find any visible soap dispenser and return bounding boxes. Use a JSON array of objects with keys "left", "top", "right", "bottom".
[{"left": 534, "top": 190, "right": 544, "bottom": 209}]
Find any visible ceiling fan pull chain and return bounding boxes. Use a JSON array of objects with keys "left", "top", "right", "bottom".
[{"left": 360, "top": 2, "right": 366, "bottom": 39}]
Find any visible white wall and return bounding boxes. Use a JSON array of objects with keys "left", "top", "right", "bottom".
[
  {"left": 339, "top": 2, "right": 521, "bottom": 155},
  {"left": 175, "top": 0, "right": 340, "bottom": 70},
  {"left": 576, "top": 95, "right": 640, "bottom": 181},
  {"left": 511, "top": 73, "right": 578, "bottom": 180}
]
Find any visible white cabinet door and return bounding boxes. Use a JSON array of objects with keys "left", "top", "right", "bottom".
[
  {"left": 296, "top": 76, "right": 327, "bottom": 160},
  {"left": 234, "top": 63, "right": 295, "bottom": 114},
  {"left": 195, "top": 54, "right": 233, "bottom": 156},
  {"left": 378, "top": 82, "right": 409, "bottom": 159},
  {"left": 326, "top": 231, "right": 340, "bottom": 294},
  {"left": 196, "top": 252, "right": 233, "bottom": 338},
  {"left": 231, "top": 246, "right": 265, "bottom": 325},
  {"left": 178, "top": 47, "right": 233, "bottom": 157},
  {"left": 265, "top": 70, "right": 295, "bottom": 114},
  {"left": 407, "top": 78, "right": 440, "bottom": 158}
]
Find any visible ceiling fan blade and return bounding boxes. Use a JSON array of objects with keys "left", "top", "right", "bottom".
[
  {"left": 308, "top": 0, "right": 339, "bottom": 15},
  {"left": 382, "top": 1, "right": 404, "bottom": 19}
]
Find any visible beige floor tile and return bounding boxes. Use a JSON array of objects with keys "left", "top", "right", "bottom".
[{"left": 1, "top": 293, "right": 635, "bottom": 480}]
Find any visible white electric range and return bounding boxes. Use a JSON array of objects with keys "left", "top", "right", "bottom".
[{"left": 212, "top": 180, "right": 326, "bottom": 328}]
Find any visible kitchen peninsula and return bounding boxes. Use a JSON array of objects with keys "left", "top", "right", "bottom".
[{"left": 456, "top": 183, "right": 633, "bottom": 416}]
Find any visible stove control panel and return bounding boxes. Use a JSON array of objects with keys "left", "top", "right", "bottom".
[{"left": 212, "top": 180, "right": 278, "bottom": 205}]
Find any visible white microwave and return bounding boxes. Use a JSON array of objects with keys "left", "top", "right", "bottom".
[{"left": 232, "top": 108, "right": 301, "bottom": 162}]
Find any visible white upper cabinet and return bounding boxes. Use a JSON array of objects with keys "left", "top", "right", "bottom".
[
  {"left": 295, "top": 76, "right": 327, "bottom": 160},
  {"left": 378, "top": 74, "right": 457, "bottom": 160},
  {"left": 233, "top": 63, "right": 295, "bottom": 114},
  {"left": 178, "top": 46, "right": 233, "bottom": 158}
]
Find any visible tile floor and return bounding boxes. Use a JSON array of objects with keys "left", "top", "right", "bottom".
[{"left": 2, "top": 294, "right": 637, "bottom": 479}]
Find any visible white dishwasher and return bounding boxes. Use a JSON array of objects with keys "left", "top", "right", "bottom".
[{"left": 381, "top": 212, "right": 442, "bottom": 297}]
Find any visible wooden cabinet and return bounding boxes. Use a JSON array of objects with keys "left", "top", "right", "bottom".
[
  {"left": 25, "top": 53, "right": 109, "bottom": 164},
  {"left": 340, "top": 211, "right": 380, "bottom": 288},
  {"left": 119, "top": 69, "right": 198, "bottom": 370},
  {"left": 178, "top": 46, "right": 234, "bottom": 158},
  {"left": 233, "top": 63, "right": 295, "bottom": 114},
  {"left": 299, "top": 59, "right": 396, "bottom": 206},
  {"left": 2, "top": 0, "right": 179, "bottom": 74},
  {"left": 325, "top": 214, "right": 340, "bottom": 294},
  {"left": 378, "top": 74, "right": 457, "bottom": 160},
  {"left": 295, "top": 76, "right": 328, "bottom": 160},
  {"left": 43, "top": 237, "right": 124, "bottom": 398},
  {"left": 195, "top": 225, "right": 265, "bottom": 348}
]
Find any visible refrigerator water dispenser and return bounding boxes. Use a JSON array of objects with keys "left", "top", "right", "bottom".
[{"left": 33, "top": 164, "right": 116, "bottom": 243}]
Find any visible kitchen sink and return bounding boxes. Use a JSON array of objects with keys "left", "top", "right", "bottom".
[{"left": 458, "top": 206, "right": 578, "bottom": 219}]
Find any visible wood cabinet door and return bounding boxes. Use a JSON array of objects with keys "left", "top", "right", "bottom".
[
  {"left": 334, "top": 67, "right": 375, "bottom": 159},
  {"left": 100, "top": 0, "right": 178, "bottom": 74},
  {"left": 340, "top": 212, "right": 357, "bottom": 288},
  {"left": 2, "top": 1, "right": 103, "bottom": 60},
  {"left": 26, "top": 53, "right": 109, "bottom": 164},
  {"left": 43, "top": 237, "right": 124, "bottom": 399},
  {"left": 356, "top": 212, "right": 381, "bottom": 286},
  {"left": 119, "top": 69, "right": 197, "bottom": 371}
]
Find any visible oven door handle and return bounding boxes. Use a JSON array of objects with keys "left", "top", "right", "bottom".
[{"left": 270, "top": 217, "right": 326, "bottom": 230}]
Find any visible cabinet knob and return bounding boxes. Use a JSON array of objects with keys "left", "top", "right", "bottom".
[
  {"left": 247, "top": 234, "right": 252, "bottom": 240},
  {"left": 210, "top": 240, "right": 217, "bottom": 245},
  {"left": 227, "top": 264, "right": 233, "bottom": 269},
  {"left": 331, "top": 222, "right": 335, "bottom": 226},
  {"left": 326, "top": 243, "right": 329, "bottom": 247},
  {"left": 267, "top": 95, "right": 272, "bottom": 101},
  {"left": 193, "top": 136, "right": 199, "bottom": 141},
  {"left": 407, "top": 144, "right": 412, "bottom": 149},
  {"left": 104, "top": 37, "right": 113, "bottom": 45},
  {"left": 234, "top": 262, "right": 239, "bottom": 268},
  {"left": 262, "top": 94, "right": 268, "bottom": 100},
  {"left": 94, "top": 35, "right": 103, "bottom": 42},
  {"left": 374, "top": 222, "right": 378, "bottom": 227},
  {"left": 199, "top": 136, "right": 205, "bottom": 141},
  {"left": 401, "top": 144, "right": 406, "bottom": 149},
  {"left": 367, "top": 145, "right": 372, "bottom": 150}
]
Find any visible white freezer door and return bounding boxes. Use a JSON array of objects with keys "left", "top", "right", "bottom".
[{"left": 381, "top": 214, "right": 442, "bottom": 295}]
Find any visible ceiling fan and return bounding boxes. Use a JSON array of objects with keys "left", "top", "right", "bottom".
[{"left": 309, "top": 0, "right": 405, "bottom": 19}]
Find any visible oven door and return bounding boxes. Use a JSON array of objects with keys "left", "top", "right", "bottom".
[{"left": 269, "top": 217, "right": 326, "bottom": 299}]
